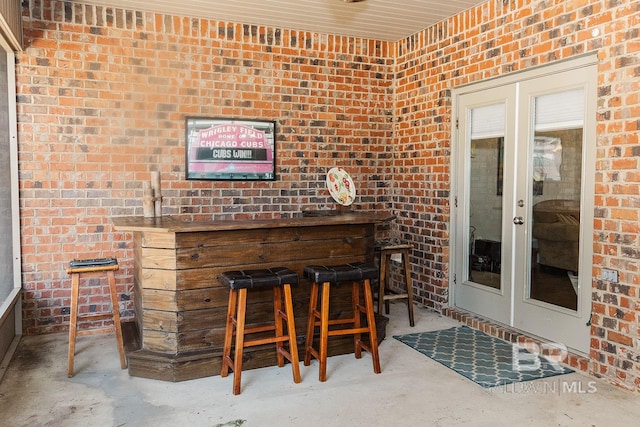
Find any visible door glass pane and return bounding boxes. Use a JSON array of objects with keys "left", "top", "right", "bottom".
[
  {"left": 529, "top": 89, "right": 583, "bottom": 310},
  {"left": 467, "top": 104, "right": 504, "bottom": 289}
]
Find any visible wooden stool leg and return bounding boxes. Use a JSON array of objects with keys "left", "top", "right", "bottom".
[
  {"left": 384, "top": 253, "right": 391, "bottom": 314},
  {"left": 232, "top": 288, "right": 248, "bottom": 395},
  {"left": 362, "top": 278, "right": 381, "bottom": 374},
  {"left": 352, "top": 281, "right": 363, "bottom": 359},
  {"left": 377, "top": 252, "right": 387, "bottom": 315},
  {"left": 304, "top": 281, "right": 319, "bottom": 366},
  {"left": 402, "top": 249, "right": 415, "bottom": 327},
  {"left": 107, "top": 270, "right": 126, "bottom": 369},
  {"left": 273, "top": 285, "right": 285, "bottom": 368},
  {"left": 220, "top": 289, "right": 238, "bottom": 378},
  {"left": 67, "top": 273, "right": 80, "bottom": 378},
  {"left": 318, "top": 282, "right": 330, "bottom": 382},
  {"left": 282, "top": 284, "right": 301, "bottom": 383}
]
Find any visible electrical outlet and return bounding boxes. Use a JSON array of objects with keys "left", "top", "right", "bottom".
[{"left": 602, "top": 268, "right": 619, "bottom": 283}]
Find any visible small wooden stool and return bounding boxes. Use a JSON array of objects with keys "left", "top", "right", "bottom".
[
  {"left": 303, "top": 262, "right": 381, "bottom": 382},
  {"left": 219, "top": 267, "right": 301, "bottom": 395},
  {"left": 376, "top": 241, "right": 415, "bottom": 327},
  {"left": 66, "top": 258, "right": 126, "bottom": 377}
]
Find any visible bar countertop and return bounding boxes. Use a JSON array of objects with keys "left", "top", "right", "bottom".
[{"left": 111, "top": 211, "right": 394, "bottom": 233}]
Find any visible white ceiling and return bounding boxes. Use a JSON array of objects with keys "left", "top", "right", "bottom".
[{"left": 74, "top": 0, "right": 486, "bottom": 41}]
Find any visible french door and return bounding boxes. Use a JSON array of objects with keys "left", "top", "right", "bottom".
[{"left": 452, "top": 57, "right": 597, "bottom": 354}]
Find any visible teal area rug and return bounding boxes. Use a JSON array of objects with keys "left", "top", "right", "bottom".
[{"left": 394, "top": 326, "right": 573, "bottom": 388}]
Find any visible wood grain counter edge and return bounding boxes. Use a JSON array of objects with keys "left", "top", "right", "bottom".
[{"left": 111, "top": 212, "right": 395, "bottom": 233}]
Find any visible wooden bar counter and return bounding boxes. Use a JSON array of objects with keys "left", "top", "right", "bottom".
[{"left": 112, "top": 212, "right": 392, "bottom": 381}]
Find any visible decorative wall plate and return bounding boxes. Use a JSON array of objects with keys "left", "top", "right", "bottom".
[{"left": 326, "top": 167, "right": 356, "bottom": 206}]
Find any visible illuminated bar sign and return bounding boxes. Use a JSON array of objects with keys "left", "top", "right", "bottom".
[{"left": 185, "top": 117, "right": 276, "bottom": 181}]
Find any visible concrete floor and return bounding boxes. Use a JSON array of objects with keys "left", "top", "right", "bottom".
[{"left": 1, "top": 304, "right": 639, "bottom": 427}]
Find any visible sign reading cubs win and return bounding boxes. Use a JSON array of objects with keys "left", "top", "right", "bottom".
[{"left": 185, "top": 117, "right": 276, "bottom": 181}]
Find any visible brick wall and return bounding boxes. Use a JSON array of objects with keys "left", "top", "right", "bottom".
[
  {"left": 17, "top": 0, "right": 393, "bottom": 334},
  {"left": 393, "top": 0, "right": 639, "bottom": 391}
]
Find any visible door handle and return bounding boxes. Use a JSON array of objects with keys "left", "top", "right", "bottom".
[{"left": 513, "top": 216, "right": 524, "bottom": 225}]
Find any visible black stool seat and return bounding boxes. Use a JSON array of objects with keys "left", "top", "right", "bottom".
[
  {"left": 303, "top": 262, "right": 378, "bottom": 284},
  {"left": 220, "top": 267, "right": 299, "bottom": 290},
  {"left": 68, "top": 257, "right": 117, "bottom": 269}
]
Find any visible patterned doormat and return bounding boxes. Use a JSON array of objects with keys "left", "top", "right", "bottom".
[{"left": 393, "top": 326, "right": 573, "bottom": 388}]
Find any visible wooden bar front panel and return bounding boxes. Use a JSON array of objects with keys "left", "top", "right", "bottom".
[{"left": 127, "top": 222, "right": 376, "bottom": 381}]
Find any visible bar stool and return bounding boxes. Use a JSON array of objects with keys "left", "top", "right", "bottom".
[
  {"left": 66, "top": 257, "right": 126, "bottom": 377},
  {"left": 219, "top": 267, "right": 301, "bottom": 395},
  {"left": 376, "top": 241, "right": 415, "bottom": 327},
  {"left": 303, "top": 262, "right": 381, "bottom": 382}
]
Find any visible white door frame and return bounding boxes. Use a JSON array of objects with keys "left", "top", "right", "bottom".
[
  {"left": 451, "top": 86, "right": 517, "bottom": 326},
  {"left": 0, "top": 33, "right": 23, "bottom": 382}
]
